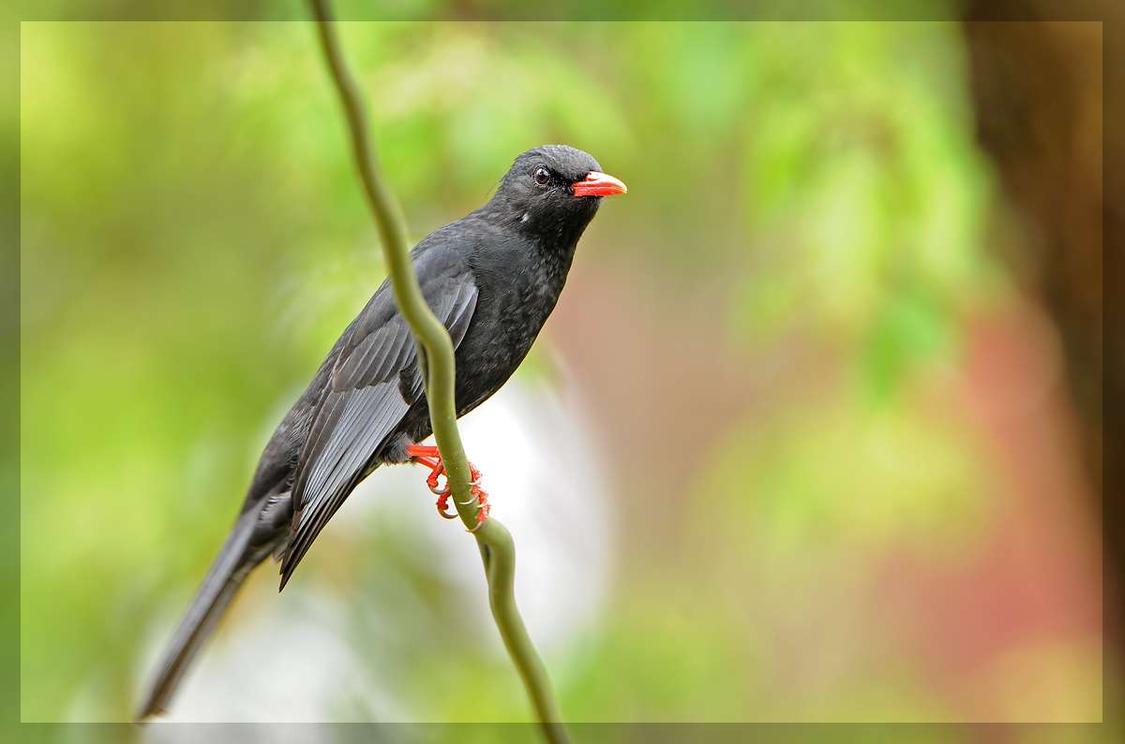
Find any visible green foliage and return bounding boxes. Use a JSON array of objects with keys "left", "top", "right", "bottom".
[
  {"left": 695, "top": 396, "right": 993, "bottom": 560},
  {"left": 731, "top": 22, "right": 993, "bottom": 403}
]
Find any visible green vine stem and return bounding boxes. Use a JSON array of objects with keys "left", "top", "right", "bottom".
[{"left": 309, "top": 3, "right": 568, "bottom": 742}]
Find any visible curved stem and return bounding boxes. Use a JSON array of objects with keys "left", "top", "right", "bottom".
[
  {"left": 480, "top": 530, "right": 567, "bottom": 743},
  {"left": 308, "top": 4, "right": 567, "bottom": 741}
]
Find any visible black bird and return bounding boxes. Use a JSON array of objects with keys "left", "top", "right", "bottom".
[{"left": 137, "top": 144, "right": 626, "bottom": 718}]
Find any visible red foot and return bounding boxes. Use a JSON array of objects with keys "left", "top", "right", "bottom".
[{"left": 406, "top": 444, "right": 490, "bottom": 528}]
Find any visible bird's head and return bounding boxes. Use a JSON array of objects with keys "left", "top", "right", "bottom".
[{"left": 486, "top": 145, "right": 626, "bottom": 240}]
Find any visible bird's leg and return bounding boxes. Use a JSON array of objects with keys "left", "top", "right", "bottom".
[{"left": 406, "top": 444, "right": 489, "bottom": 527}]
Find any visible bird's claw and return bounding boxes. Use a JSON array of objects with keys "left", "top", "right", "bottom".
[
  {"left": 408, "top": 444, "right": 489, "bottom": 527},
  {"left": 427, "top": 472, "right": 449, "bottom": 496},
  {"left": 465, "top": 484, "right": 490, "bottom": 532},
  {"left": 435, "top": 492, "right": 458, "bottom": 519}
]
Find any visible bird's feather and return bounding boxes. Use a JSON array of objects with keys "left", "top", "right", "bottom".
[
  {"left": 280, "top": 264, "right": 478, "bottom": 586},
  {"left": 136, "top": 497, "right": 280, "bottom": 718}
]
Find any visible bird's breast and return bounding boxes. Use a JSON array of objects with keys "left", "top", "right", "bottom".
[{"left": 453, "top": 254, "right": 568, "bottom": 413}]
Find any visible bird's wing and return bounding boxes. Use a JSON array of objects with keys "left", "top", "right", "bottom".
[{"left": 280, "top": 265, "right": 478, "bottom": 586}]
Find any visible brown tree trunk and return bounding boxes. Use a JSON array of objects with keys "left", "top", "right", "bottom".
[{"left": 962, "top": 3, "right": 1116, "bottom": 682}]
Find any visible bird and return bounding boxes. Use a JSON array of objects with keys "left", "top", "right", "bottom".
[{"left": 136, "top": 144, "right": 626, "bottom": 719}]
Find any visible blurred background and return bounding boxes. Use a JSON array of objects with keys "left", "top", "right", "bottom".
[{"left": 19, "top": 17, "right": 1107, "bottom": 725}]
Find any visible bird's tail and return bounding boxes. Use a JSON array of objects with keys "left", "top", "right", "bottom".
[{"left": 135, "top": 505, "right": 271, "bottom": 720}]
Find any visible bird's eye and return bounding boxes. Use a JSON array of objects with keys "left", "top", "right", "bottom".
[{"left": 533, "top": 167, "right": 550, "bottom": 187}]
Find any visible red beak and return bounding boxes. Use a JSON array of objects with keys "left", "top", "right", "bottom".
[{"left": 571, "top": 171, "right": 628, "bottom": 197}]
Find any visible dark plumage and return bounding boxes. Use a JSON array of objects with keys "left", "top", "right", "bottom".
[{"left": 137, "top": 144, "right": 625, "bottom": 718}]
